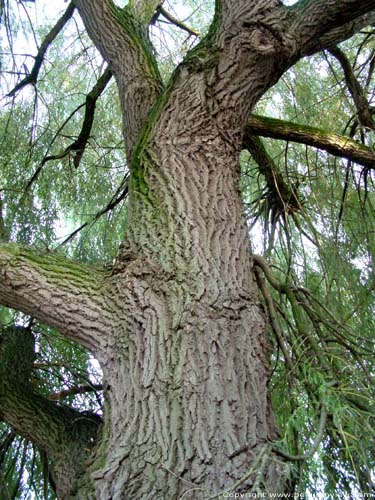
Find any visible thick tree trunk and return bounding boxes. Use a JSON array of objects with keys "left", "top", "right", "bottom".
[{"left": 75, "top": 91, "right": 285, "bottom": 498}]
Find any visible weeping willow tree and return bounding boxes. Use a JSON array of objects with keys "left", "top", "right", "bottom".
[{"left": 0, "top": 0, "right": 375, "bottom": 498}]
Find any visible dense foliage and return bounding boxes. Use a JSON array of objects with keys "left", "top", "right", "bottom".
[{"left": 0, "top": 1, "right": 374, "bottom": 498}]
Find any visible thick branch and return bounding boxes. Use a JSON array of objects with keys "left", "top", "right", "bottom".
[
  {"left": 0, "top": 243, "right": 110, "bottom": 351},
  {"left": 7, "top": 2, "right": 75, "bottom": 97},
  {"left": 310, "top": 11, "right": 375, "bottom": 55},
  {"left": 74, "top": 0, "right": 164, "bottom": 160},
  {"left": 245, "top": 114, "right": 375, "bottom": 168},
  {"left": 0, "top": 326, "right": 101, "bottom": 462},
  {"left": 290, "top": 0, "right": 375, "bottom": 57}
]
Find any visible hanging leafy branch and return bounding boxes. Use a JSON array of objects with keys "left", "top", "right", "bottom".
[{"left": 327, "top": 45, "right": 375, "bottom": 130}]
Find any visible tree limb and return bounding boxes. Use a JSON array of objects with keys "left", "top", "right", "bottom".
[
  {"left": 0, "top": 243, "right": 110, "bottom": 351},
  {"left": 245, "top": 114, "right": 375, "bottom": 168},
  {"left": 74, "top": 0, "right": 164, "bottom": 160},
  {"left": 48, "top": 384, "right": 103, "bottom": 401},
  {"left": 289, "top": 0, "right": 375, "bottom": 57},
  {"left": 7, "top": 2, "right": 75, "bottom": 98},
  {"left": 24, "top": 67, "right": 113, "bottom": 191},
  {"left": 0, "top": 326, "right": 101, "bottom": 461}
]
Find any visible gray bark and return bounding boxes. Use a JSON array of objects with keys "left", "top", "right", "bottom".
[{"left": 1, "top": 0, "right": 375, "bottom": 498}]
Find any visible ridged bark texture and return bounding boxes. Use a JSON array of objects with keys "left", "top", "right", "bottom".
[
  {"left": 84, "top": 64, "right": 284, "bottom": 497},
  {"left": 2, "top": 0, "right": 375, "bottom": 498}
]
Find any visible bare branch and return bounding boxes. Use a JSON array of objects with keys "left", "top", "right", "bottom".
[
  {"left": 158, "top": 7, "right": 200, "bottom": 37},
  {"left": 245, "top": 114, "right": 375, "bottom": 168},
  {"left": 59, "top": 173, "right": 129, "bottom": 246},
  {"left": 68, "top": 66, "right": 113, "bottom": 168},
  {"left": 7, "top": 2, "right": 75, "bottom": 98},
  {"left": 48, "top": 384, "right": 103, "bottom": 401},
  {"left": 25, "top": 67, "right": 112, "bottom": 191}
]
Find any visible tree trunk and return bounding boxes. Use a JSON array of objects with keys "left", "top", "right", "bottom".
[{"left": 76, "top": 86, "right": 285, "bottom": 498}]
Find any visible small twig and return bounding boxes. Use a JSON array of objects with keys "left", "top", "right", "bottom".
[
  {"left": 159, "top": 7, "right": 200, "bottom": 37},
  {"left": 160, "top": 464, "right": 204, "bottom": 497}
]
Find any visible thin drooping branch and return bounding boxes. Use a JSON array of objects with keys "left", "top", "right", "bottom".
[
  {"left": 59, "top": 173, "right": 129, "bottom": 247},
  {"left": 272, "top": 404, "right": 327, "bottom": 462},
  {"left": 74, "top": 0, "right": 164, "bottom": 160},
  {"left": 7, "top": 2, "right": 75, "bottom": 97},
  {"left": 244, "top": 134, "right": 301, "bottom": 217},
  {"left": 327, "top": 45, "right": 375, "bottom": 129},
  {"left": 0, "top": 244, "right": 110, "bottom": 351},
  {"left": 245, "top": 114, "right": 375, "bottom": 168},
  {"left": 0, "top": 326, "right": 101, "bottom": 461}
]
